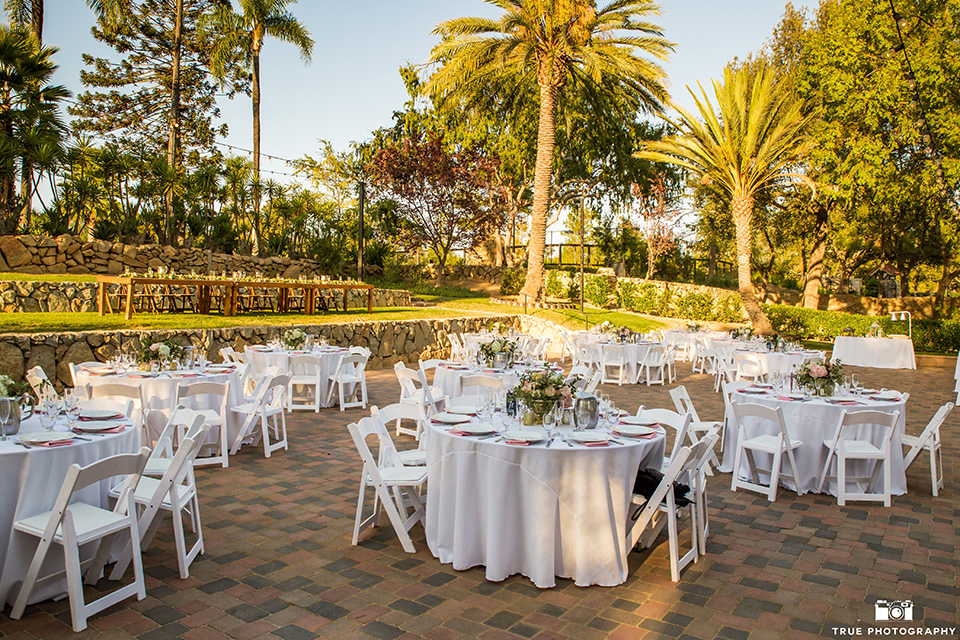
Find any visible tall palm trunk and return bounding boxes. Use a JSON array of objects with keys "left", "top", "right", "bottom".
[
  {"left": 521, "top": 81, "right": 557, "bottom": 302},
  {"left": 30, "top": 0, "right": 42, "bottom": 40},
  {"left": 732, "top": 195, "right": 773, "bottom": 334},
  {"left": 165, "top": 0, "right": 183, "bottom": 246},
  {"left": 250, "top": 35, "right": 263, "bottom": 257}
]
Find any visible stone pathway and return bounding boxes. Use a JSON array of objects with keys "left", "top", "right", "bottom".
[{"left": 2, "top": 363, "right": 957, "bottom": 639}]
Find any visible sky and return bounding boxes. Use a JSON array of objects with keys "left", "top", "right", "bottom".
[{"left": 38, "top": 0, "right": 791, "bottom": 188}]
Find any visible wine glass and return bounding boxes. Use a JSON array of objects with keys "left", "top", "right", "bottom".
[
  {"left": 39, "top": 398, "right": 56, "bottom": 431},
  {"left": 0, "top": 398, "right": 10, "bottom": 442},
  {"left": 64, "top": 390, "right": 81, "bottom": 427},
  {"left": 543, "top": 402, "right": 558, "bottom": 437}
]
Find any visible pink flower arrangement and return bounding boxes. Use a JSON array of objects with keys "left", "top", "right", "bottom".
[{"left": 809, "top": 364, "right": 828, "bottom": 379}]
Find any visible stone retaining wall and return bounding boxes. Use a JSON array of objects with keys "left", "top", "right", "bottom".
[
  {"left": 0, "top": 280, "right": 410, "bottom": 313},
  {"left": 0, "top": 315, "right": 521, "bottom": 390}
]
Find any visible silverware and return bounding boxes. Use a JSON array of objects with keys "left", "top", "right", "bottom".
[
  {"left": 73, "top": 436, "right": 92, "bottom": 441},
  {"left": 609, "top": 438, "right": 624, "bottom": 446},
  {"left": 477, "top": 433, "right": 499, "bottom": 440}
]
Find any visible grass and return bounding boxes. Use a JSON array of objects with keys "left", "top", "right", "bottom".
[
  {"left": 439, "top": 299, "right": 667, "bottom": 333},
  {"left": 368, "top": 279, "right": 487, "bottom": 303},
  {"left": 0, "top": 272, "right": 98, "bottom": 283}
]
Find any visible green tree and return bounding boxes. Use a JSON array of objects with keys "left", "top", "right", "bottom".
[
  {"left": 4, "top": 0, "right": 43, "bottom": 40},
  {"left": 638, "top": 64, "right": 811, "bottom": 333},
  {"left": 426, "top": 0, "right": 672, "bottom": 301},
  {"left": 204, "top": 0, "right": 313, "bottom": 256}
]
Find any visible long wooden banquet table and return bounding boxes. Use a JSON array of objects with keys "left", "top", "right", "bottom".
[{"left": 97, "top": 275, "right": 375, "bottom": 319}]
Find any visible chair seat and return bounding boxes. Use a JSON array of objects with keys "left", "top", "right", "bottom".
[
  {"left": 144, "top": 458, "right": 171, "bottom": 476},
  {"left": 823, "top": 439, "right": 884, "bottom": 457},
  {"left": 900, "top": 434, "right": 934, "bottom": 450},
  {"left": 743, "top": 433, "right": 803, "bottom": 453},
  {"left": 193, "top": 409, "right": 223, "bottom": 424},
  {"left": 230, "top": 402, "right": 255, "bottom": 414},
  {"left": 690, "top": 420, "right": 722, "bottom": 433},
  {"left": 290, "top": 375, "right": 320, "bottom": 385},
  {"left": 337, "top": 374, "right": 364, "bottom": 384},
  {"left": 380, "top": 467, "right": 428, "bottom": 484},
  {"left": 398, "top": 450, "right": 427, "bottom": 466},
  {"left": 116, "top": 476, "right": 195, "bottom": 509},
  {"left": 15, "top": 503, "right": 127, "bottom": 542}
]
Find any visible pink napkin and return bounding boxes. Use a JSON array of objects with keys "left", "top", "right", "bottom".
[
  {"left": 504, "top": 439, "right": 530, "bottom": 446},
  {"left": 870, "top": 396, "right": 901, "bottom": 402},
  {"left": 777, "top": 396, "right": 800, "bottom": 401},
  {"left": 620, "top": 421, "right": 661, "bottom": 429},
  {"left": 174, "top": 373, "right": 198, "bottom": 378},
  {"left": 613, "top": 430, "right": 659, "bottom": 439},
  {"left": 74, "top": 425, "right": 126, "bottom": 434},
  {"left": 482, "top": 369, "right": 498, "bottom": 373},
  {"left": 31, "top": 439, "right": 74, "bottom": 447},
  {"left": 582, "top": 441, "right": 609, "bottom": 447},
  {"left": 79, "top": 413, "right": 124, "bottom": 421},
  {"left": 448, "top": 430, "right": 471, "bottom": 437},
  {"left": 127, "top": 374, "right": 152, "bottom": 379},
  {"left": 831, "top": 400, "right": 860, "bottom": 406}
]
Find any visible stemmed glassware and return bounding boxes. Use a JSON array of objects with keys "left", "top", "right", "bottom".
[
  {"left": 542, "top": 402, "right": 559, "bottom": 437},
  {"left": 63, "top": 390, "right": 81, "bottom": 430},
  {"left": 0, "top": 398, "right": 11, "bottom": 442}
]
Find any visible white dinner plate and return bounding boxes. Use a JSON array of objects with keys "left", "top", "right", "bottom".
[
  {"left": 567, "top": 431, "right": 610, "bottom": 443},
  {"left": 739, "top": 388, "right": 769, "bottom": 394},
  {"left": 457, "top": 423, "right": 497, "bottom": 435},
  {"left": 613, "top": 425, "right": 658, "bottom": 437},
  {"left": 79, "top": 409, "right": 124, "bottom": 420},
  {"left": 19, "top": 432, "right": 78, "bottom": 444},
  {"left": 860, "top": 388, "right": 879, "bottom": 395},
  {"left": 446, "top": 405, "right": 478, "bottom": 415},
  {"left": 502, "top": 429, "right": 546, "bottom": 443},
  {"left": 74, "top": 420, "right": 126, "bottom": 432},
  {"left": 751, "top": 383, "right": 774, "bottom": 389},
  {"left": 431, "top": 412, "right": 472, "bottom": 425},
  {"left": 779, "top": 394, "right": 805, "bottom": 400},
  {"left": 871, "top": 391, "right": 901, "bottom": 401},
  {"left": 618, "top": 416, "right": 655, "bottom": 426}
]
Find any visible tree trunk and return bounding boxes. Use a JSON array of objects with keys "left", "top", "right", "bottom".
[
  {"left": 520, "top": 81, "right": 558, "bottom": 303},
  {"left": 802, "top": 203, "right": 828, "bottom": 309},
  {"left": 165, "top": 0, "right": 183, "bottom": 246},
  {"left": 251, "top": 40, "right": 263, "bottom": 257},
  {"left": 732, "top": 195, "right": 773, "bottom": 334},
  {"left": 708, "top": 241, "right": 716, "bottom": 278},
  {"left": 18, "top": 162, "right": 31, "bottom": 231}
]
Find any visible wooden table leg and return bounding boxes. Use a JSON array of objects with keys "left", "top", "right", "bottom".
[
  {"left": 367, "top": 287, "right": 373, "bottom": 313},
  {"left": 343, "top": 288, "right": 348, "bottom": 311},
  {"left": 227, "top": 284, "right": 237, "bottom": 317},
  {"left": 124, "top": 283, "right": 135, "bottom": 320},
  {"left": 307, "top": 288, "right": 315, "bottom": 315},
  {"left": 98, "top": 282, "right": 107, "bottom": 315}
]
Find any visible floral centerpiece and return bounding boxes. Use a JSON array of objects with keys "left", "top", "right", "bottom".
[
  {"left": 0, "top": 374, "right": 31, "bottom": 399},
  {"left": 616, "top": 326, "right": 633, "bottom": 342},
  {"left": 137, "top": 340, "right": 185, "bottom": 366},
  {"left": 686, "top": 322, "right": 703, "bottom": 332},
  {"left": 488, "top": 321, "right": 510, "bottom": 336},
  {"left": 478, "top": 337, "right": 517, "bottom": 368},
  {"left": 795, "top": 359, "right": 844, "bottom": 396},
  {"left": 282, "top": 328, "right": 307, "bottom": 350},
  {"left": 512, "top": 369, "right": 576, "bottom": 425},
  {"left": 732, "top": 327, "right": 753, "bottom": 340},
  {"left": 592, "top": 320, "right": 615, "bottom": 334}
]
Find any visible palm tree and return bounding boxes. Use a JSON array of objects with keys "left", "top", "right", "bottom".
[
  {"left": 204, "top": 0, "right": 313, "bottom": 256},
  {"left": 4, "top": 0, "right": 43, "bottom": 40},
  {"left": 637, "top": 64, "right": 811, "bottom": 333},
  {"left": 426, "top": 0, "right": 672, "bottom": 300}
]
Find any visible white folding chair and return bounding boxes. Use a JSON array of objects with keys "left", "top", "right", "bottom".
[
  {"left": 690, "top": 429, "right": 721, "bottom": 555},
  {"left": 25, "top": 365, "right": 54, "bottom": 399},
  {"left": 219, "top": 346, "right": 245, "bottom": 364},
  {"left": 735, "top": 353, "right": 764, "bottom": 383},
  {"left": 327, "top": 353, "right": 369, "bottom": 411},
  {"left": 637, "top": 408, "right": 692, "bottom": 471},
  {"left": 349, "top": 418, "right": 427, "bottom": 553},
  {"left": 287, "top": 354, "right": 323, "bottom": 412},
  {"left": 459, "top": 374, "right": 502, "bottom": 397},
  {"left": 394, "top": 363, "right": 444, "bottom": 430},
  {"left": 601, "top": 344, "right": 627, "bottom": 385},
  {"left": 642, "top": 345, "right": 668, "bottom": 386},
  {"left": 713, "top": 347, "right": 737, "bottom": 392},
  {"left": 86, "top": 383, "right": 145, "bottom": 437},
  {"left": 448, "top": 333, "right": 468, "bottom": 362},
  {"left": 902, "top": 402, "right": 953, "bottom": 497},
  {"left": 730, "top": 402, "right": 803, "bottom": 502},
  {"left": 370, "top": 404, "right": 428, "bottom": 466},
  {"left": 110, "top": 424, "right": 212, "bottom": 580},
  {"left": 565, "top": 364, "right": 592, "bottom": 385},
  {"left": 10, "top": 448, "right": 151, "bottom": 632},
  {"left": 230, "top": 373, "right": 290, "bottom": 457},
  {"left": 817, "top": 409, "right": 901, "bottom": 506},
  {"left": 418, "top": 358, "right": 444, "bottom": 387},
  {"left": 143, "top": 407, "right": 205, "bottom": 477},
  {"left": 670, "top": 385, "right": 722, "bottom": 473},
  {"left": 68, "top": 361, "right": 108, "bottom": 387},
  {"left": 583, "top": 370, "right": 603, "bottom": 394},
  {"left": 175, "top": 381, "right": 230, "bottom": 468}
]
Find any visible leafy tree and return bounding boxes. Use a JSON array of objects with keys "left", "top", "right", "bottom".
[
  {"left": 638, "top": 64, "right": 811, "bottom": 334},
  {"left": 204, "top": 0, "right": 313, "bottom": 256},
  {"left": 4, "top": 0, "right": 42, "bottom": 40},
  {"left": 371, "top": 132, "right": 503, "bottom": 285},
  {"left": 425, "top": 0, "right": 672, "bottom": 301}
]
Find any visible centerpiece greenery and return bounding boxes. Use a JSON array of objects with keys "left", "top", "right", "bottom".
[
  {"left": 478, "top": 337, "right": 517, "bottom": 368},
  {"left": 137, "top": 340, "right": 185, "bottom": 366},
  {"left": 0, "top": 374, "right": 32, "bottom": 399},
  {"left": 282, "top": 328, "right": 308, "bottom": 350},
  {"left": 617, "top": 326, "right": 634, "bottom": 342},
  {"left": 512, "top": 369, "right": 577, "bottom": 426},
  {"left": 795, "top": 359, "right": 844, "bottom": 396},
  {"left": 593, "top": 320, "right": 615, "bottom": 334}
]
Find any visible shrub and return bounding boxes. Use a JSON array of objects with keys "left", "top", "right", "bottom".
[
  {"left": 499, "top": 268, "right": 525, "bottom": 296},
  {"left": 584, "top": 274, "right": 612, "bottom": 307},
  {"left": 546, "top": 269, "right": 565, "bottom": 298},
  {"left": 763, "top": 304, "right": 960, "bottom": 353},
  {"left": 656, "top": 287, "right": 673, "bottom": 316},
  {"left": 715, "top": 294, "right": 746, "bottom": 323},
  {"left": 673, "top": 291, "right": 713, "bottom": 321},
  {"left": 635, "top": 283, "right": 659, "bottom": 314},
  {"left": 616, "top": 280, "right": 638, "bottom": 309}
]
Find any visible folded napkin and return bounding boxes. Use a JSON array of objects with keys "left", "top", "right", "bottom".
[
  {"left": 830, "top": 400, "right": 861, "bottom": 406},
  {"left": 448, "top": 430, "right": 471, "bottom": 437},
  {"left": 504, "top": 439, "right": 530, "bottom": 446},
  {"left": 870, "top": 396, "right": 901, "bottom": 402},
  {"left": 174, "top": 373, "right": 198, "bottom": 378},
  {"left": 79, "top": 413, "right": 124, "bottom": 421},
  {"left": 30, "top": 439, "right": 74, "bottom": 447},
  {"left": 127, "top": 373, "right": 153, "bottom": 379},
  {"left": 613, "top": 430, "right": 659, "bottom": 439},
  {"left": 777, "top": 396, "right": 800, "bottom": 401},
  {"left": 582, "top": 441, "right": 609, "bottom": 447},
  {"left": 74, "top": 425, "right": 126, "bottom": 434},
  {"left": 620, "top": 421, "right": 661, "bottom": 429}
]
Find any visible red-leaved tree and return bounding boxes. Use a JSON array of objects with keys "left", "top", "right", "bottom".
[
  {"left": 371, "top": 132, "right": 503, "bottom": 285},
  {"left": 632, "top": 175, "right": 680, "bottom": 279}
]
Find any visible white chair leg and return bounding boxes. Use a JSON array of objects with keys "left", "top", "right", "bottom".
[
  {"left": 63, "top": 540, "right": 88, "bottom": 632},
  {"left": 768, "top": 448, "right": 783, "bottom": 502},
  {"left": 837, "top": 453, "right": 846, "bottom": 506}
]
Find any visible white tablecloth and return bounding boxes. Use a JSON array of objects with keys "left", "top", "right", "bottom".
[
  {"left": 76, "top": 369, "right": 244, "bottom": 444},
  {"left": 721, "top": 390, "right": 908, "bottom": 496},
  {"left": 244, "top": 346, "right": 347, "bottom": 408},
  {"left": 0, "top": 417, "right": 139, "bottom": 606},
  {"left": 733, "top": 350, "right": 823, "bottom": 379},
  {"left": 599, "top": 342, "right": 658, "bottom": 383},
  {"left": 425, "top": 423, "right": 665, "bottom": 588},
  {"left": 953, "top": 353, "right": 960, "bottom": 393},
  {"left": 831, "top": 336, "right": 916, "bottom": 370}
]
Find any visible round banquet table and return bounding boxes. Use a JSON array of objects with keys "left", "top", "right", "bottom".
[
  {"left": 733, "top": 349, "right": 823, "bottom": 379},
  {"left": 244, "top": 346, "right": 348, "bottom": 408},
  {"left": 720, "top": 388, "right": 908, "bottom": 496},
  {"left": 433, "top": 363, "right": 563, "bottom": 398},
  {"left": 76, "top": 368, "right": 244, "bottom": 444},
  {"left": 0, "top": 416, "right": 139, "bottom": 607},
  {"left": 425, "top": 422, "right": 665, "bottom": 588}
]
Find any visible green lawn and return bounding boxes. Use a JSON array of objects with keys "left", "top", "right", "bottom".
[
  {"left": 0, "top": 272, "right": 98, "bottom": 283},
  {"left": 441, "top": 299, "right": 667, "bottom": 333}
]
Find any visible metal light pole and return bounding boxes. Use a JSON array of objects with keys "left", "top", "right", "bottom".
[
  {"left": 356, "top": 180, "right": 365, "bottom": 282},
  {"left": 580, "top": 197, "right": 586, "bottom": 328}
]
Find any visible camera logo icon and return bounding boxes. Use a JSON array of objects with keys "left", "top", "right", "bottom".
[{"left": 875, "top": 599, "right": 914, "bottom": 621}]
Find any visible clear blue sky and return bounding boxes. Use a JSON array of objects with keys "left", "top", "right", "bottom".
[{"left": 39, "top": 1, "right": 790, "bottom": 184}]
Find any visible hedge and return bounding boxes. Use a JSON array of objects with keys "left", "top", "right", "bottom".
[
  {"left": 615, "top": 280, "right": 746, "bottom": 324},
  {"left": 764, "top": 304, "right": 960, "bottom": 353}
]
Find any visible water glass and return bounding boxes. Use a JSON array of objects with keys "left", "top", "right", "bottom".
[
  {"left": 0, "top": 398, "right": 10, "bottom": 441},
  {"left": 64, "top": 390, "right": 81, "bottom": 425},
  {"left": 39, "top": 400, "right": 55, "bottom": 431}
]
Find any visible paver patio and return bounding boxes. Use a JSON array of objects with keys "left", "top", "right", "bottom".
[{"left": 2, "top": 362, "right": 957, "bottom": 639}]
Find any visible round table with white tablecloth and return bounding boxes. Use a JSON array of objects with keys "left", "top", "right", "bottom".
[
  {"left": 75, "top": 368, "right": 244, "bottom": 443},
  {"left": 720, "top": 388, "right": 908, "bottom": 496},
  {"left": 733, "top": 349, "right": 824, "bottom": 379},
  {"left": 433, "top": 362, "right": 564, "bottom": 398},
  {"left": 244, "top": 345, "right": 349, "bottom": 408},
  {"left": 831, "top": 336, "right": 916, "bottom": 370},
  {"left": 0, "top": 416, "right": 139, "bottom": 607},
  {"left": 425, "top": 421, "right": 665, "bottom": 588}
]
